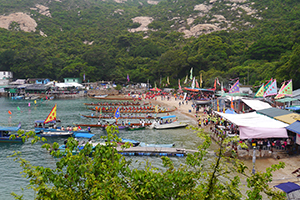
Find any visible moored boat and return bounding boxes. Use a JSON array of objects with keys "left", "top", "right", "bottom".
[
  {"left": 38, "top": 131, "right": 73, "bottom": 137},
  {"left": 83, "top": 102, "right": 148, "bottom": 106},
  {"left": 150, "top": 115, "right": 188, "bottom": 130},
  {"left": 81, "top": 114, "right": 156, "bottom": 120},
  {"left": 0, "top": 122, "right": 23, "bottom": 143}
]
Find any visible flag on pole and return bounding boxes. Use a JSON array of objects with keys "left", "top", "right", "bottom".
[
  {"left": 184, "top": 75, "right": 188, "bottom": 84},
  {"left": 229, "top": 80, "right": 240, "bottom": 93},
  {"left": 195, "top": 79, "right": 199, "bottom": 88},
  {"left": 83, "top": 73, "right": 86, "bottom": 81},
  {"left": 255, "top": 84, "right": 264, "bottom": 98},
  {"left": 275, "top": 79, "right": 293, "bottom": 99},
  {"left": 217, "top": 99, "right": 219, "bottom": 112},
  {"left": 178, "top": 79, "right": 182, "bottom": 90},
  {"left": 275, "top": 82, "right": 286, "bottom": 99},
  {"left": 44, "top": 104, "right": 57, "bottom": 124},
  {"left": 191, "top": 77, "right": 195, "bottom": 89},
  {"left": 281, "top": 79, "right": 293, "bottom": 96},
  {"left": 264, "top": 78, "right": 273, "bottom": 91},
  {"left": 114, "top": 107, "right": 120, "bottom": 119},
  {"left": 216, "top": 77, "right": 220, "bottom": 86},
  {"left": 200, "top": 73, "right": 203, "bottom": 88},
  {"left": 231, "top": 97, "right": 234, "bottom": 109},
  {"left": 167, "top": 76, "right": 170, "bottom": 85},
  {"left": 263, "top": 79, "right": 277, "bottom": 97},
  {"left": 214, "top": 79, "right": 217, "bottom": 90},
  {"left": 127, "top": 74, "right": 130, "bottom": 82},
  {"left": 190, "top": 68, "right": 193, "bottom": 80}
]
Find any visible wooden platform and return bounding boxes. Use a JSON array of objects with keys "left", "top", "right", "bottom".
[{"left": 116, "top": 146, "right": 198, "bottom": 157}]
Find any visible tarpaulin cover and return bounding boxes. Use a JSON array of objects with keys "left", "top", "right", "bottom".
[
  {"left": 239, "top": 126, "right": 287, "bottom": 139},
  {"left": 256, "top": 107, "right": 292, "bottom": 118},
  {"left": 242, "top": 99, "right": 272, "bottom": 111},
  {"left": 274, "top": 113, "right": 300, "bottom": 125},
  {"left": 285, "top": 106, "right": 300, "bottom": 111},
  {"left": 275, "top": 182, "right": 300, "bottom": 194},
  {"left": 286, "top": 121, "right": 300, "bottom": 135},
  {"left": 225, "top": 109, "right": 236, "bottom": 114},
  {"left": 73, "top": 133, "right": 94, "bottom": 138},
  {"left": 275, "top": 97, "right": 298, "bottom": 103},
  {"left": 215, "top": 112, "right": 288, "bottom": 139}
]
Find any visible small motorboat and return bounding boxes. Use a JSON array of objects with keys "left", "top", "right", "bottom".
[{"left": 39, "top": 131, "right": 73, "bottom": 137}]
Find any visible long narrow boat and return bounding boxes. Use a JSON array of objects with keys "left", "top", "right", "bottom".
[
  {"left": 83, "top": 102, "right": 148, "bottom": 106},
  {"left": 81, "top": 114, "right": 156, "bottom": 119},
  {"left": 88, "top": 108, "right": 176, "bottom": 113},
  {"left": 75, "top": 123, "right": 152, "bottom": 128},
  {"left": 88, "top": 95, "right": 137, "bottom": 100}
]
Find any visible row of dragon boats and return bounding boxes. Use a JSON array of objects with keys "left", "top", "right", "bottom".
[{"left": 1, "top": 100, "right": 189, "bottom": 156}]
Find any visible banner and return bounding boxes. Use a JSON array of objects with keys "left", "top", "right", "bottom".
[
  {"left": 229, "top": 80, "right": 239, "bottom": 93},
  {"left": 190, "top": 68, "right": 193, "bottom": 80},
  {"left": 263, "top": 79, "right": 277, "bottom": 97}
]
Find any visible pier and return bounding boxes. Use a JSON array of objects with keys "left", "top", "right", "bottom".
[{"left": 116, "top": 146, "right": 198, "bottom": 157}]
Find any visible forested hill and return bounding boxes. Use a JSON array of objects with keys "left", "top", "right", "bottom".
[{"left": 0, "top": 0, "right": 299, "bottom": 89}]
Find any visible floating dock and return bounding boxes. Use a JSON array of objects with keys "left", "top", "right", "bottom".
[{"left": 116, "top": 146, "right": 198, "bottom": 157}]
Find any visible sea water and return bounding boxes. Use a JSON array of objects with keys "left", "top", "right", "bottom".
[{"left": 0, "top": 97, "right": 203, "bottom": 199}]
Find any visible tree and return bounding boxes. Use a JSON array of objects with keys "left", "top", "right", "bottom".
[{"left": 11, "top": 125, "right": 285, "bottom": 200}]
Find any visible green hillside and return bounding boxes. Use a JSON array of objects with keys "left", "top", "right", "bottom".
[{"left": 0, "top": 0, "right": 299, "bottom": 88}]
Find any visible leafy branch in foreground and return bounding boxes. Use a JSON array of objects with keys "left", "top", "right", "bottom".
[{"left": 11, "top": 125, "right": 285, "bottom": 199}]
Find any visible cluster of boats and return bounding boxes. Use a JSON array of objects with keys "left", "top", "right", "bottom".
[{"left": 1, "top": 100, "right": 189, "bottom": 157}]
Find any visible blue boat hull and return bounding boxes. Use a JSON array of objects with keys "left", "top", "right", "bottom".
[{"left": 0, "top": 137, "right": 23, "bottom": 143}]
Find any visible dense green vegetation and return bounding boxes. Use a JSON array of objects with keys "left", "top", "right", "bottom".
[
  {"left": 11, "top": 126, "right": 285, "bottom": 199},
  {"left": 0, "top": 0, "right": 299, "bottom": 89}
]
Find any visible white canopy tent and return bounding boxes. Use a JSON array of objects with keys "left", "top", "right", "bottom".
[
  {"left": 46, "top": 82, "right": 84, "bottom": 88},
  {"left": 241, "top": 99, "right": 272, "bottom": 111},
  {"left": 215, "top": 112, "right": 288, "bottom": 139}
]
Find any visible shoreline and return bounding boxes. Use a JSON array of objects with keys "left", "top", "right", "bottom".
[{"left": 147, "top": 95, "right": 300, "bottom": 184}]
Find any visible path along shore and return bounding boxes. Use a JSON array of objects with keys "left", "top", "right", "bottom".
[{"left": 147, "top": 96, "right": 300, "bottom": 186}]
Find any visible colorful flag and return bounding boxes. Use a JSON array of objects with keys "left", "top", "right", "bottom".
[
  {"left": 229, "top": 80, "right": 239, "bottom": 93},
  {"left": 195, "top": 79, "right": 199, "bottom": 88},
  {"left": 275, "top": 82, "right": 286, "bottom": 99},
  {"left": 178, "top": 79, "right": 182, "bottom": 90},
  {"left": 127, "top": 74, "right": 130, "bottom": 82},
  {"left": 263, "top": 79, "right": 277, "bottom": 97},
  {"left": 167, "top": 76, "right": 170, "bottom": 85},
  {"left": 216, "top": 77, "right": 220, "bottom": 86},
  {"left": 83, "top": 73, "right": 86, "bottom": 81},
  {"left": 114, "top": 106, "right": 120, "bottom": 119},
  {"left": 44, "top": 104, "right": 57, "bottom": 124},
  {"left": 184, "top": 75, "right": 188, "bottom": 84},
  {"left": 231, "top": 97, "right": 234, "bottom": 109},
  {"left": 255, "top": 84, "right": 264, "bottom": 98},
  {"left": 155, "top": 105, "right": 158, "bottom": 113},
  {"left": 214, "top": 79, "right": 217, "bottom": 90},
  {"left": 190, "top": 68, "right": 193, "bottom": 80},
  {"left": 281, "top": 79, "right": 293, "bottom": 96},
  {"left": 217, "top": 99, "right": 219, "bottom": 112},
  {"left": 200, "top": 73, "right": 203, "bottom": 88},
  {"left": 191, "top": 77, "right": 195, "bottom": 89},
  {"left": 264, "top": 78, "right": 273, "bottom": 91}
]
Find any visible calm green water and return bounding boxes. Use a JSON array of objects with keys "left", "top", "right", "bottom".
[{"left": 0, "top": 97, "right": 202, "bottom": 199}]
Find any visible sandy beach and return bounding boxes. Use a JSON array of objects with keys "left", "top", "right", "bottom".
[{"left": 147, "top": 95, "right": 300, "bottom": 186}]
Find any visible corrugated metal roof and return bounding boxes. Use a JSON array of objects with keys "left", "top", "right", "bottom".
[{"left": 257, "top": 107, "right": 292, "bottom": 118}]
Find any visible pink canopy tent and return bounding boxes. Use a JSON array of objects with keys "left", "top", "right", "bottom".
[{"left": 150, "top": 88, "right": 162, "bottom": 92}]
